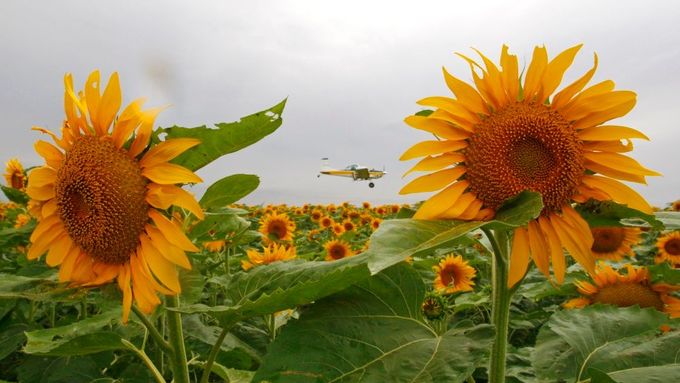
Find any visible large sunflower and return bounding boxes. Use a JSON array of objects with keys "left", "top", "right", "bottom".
[
  {"left": 590, "top": 226, "right": 641, "bottom": 261},
  {"left": 401, "top": 45, "right": 659, "bottom": 286},
  {"left": 564, "top": 263, "right": 680, "bottom": 318},
  {"left": 259, "top": 212, "right": 295, "bottom": 244},
  {"left": 26, "top": 71, "right": 204, "bottom": 322}
]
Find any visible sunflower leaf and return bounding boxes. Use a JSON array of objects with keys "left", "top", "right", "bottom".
[
  {"left": 199, "top": 174, "right": 260, "bottom": 209},
  {"left": 162, "top": 99, "right": 286, "bottom": 171},
  {"left": 647, "top": 263, "right": 680, "bottom": 285},
  {"left": 575, "top": 199, "right": 663, "bottom": 229},
  {"left": 167, "top": 256, "right": 371, "bottom": 326},
  {"left": 1, "top": 185, "right": 29, "bottom": 204},
  {"left": 253, "top": 264, "right": 494, "bottom": 382},
  {"left": 532, "top": 305, "right": 677, "bottom": 382},
  {"left": 654, "top": 211, "right": 680, "bottom": 230}
]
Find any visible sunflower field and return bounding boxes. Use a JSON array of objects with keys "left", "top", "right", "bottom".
[{"left": 2, "top": 46, "right": 680, "bottom": 383}]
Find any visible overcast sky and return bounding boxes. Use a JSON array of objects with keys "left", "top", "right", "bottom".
[{"left": 1, "top": 1, "right": 679, "bottom": 207}]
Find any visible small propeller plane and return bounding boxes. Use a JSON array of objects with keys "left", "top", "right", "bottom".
[{"left": 317, "top": 158, "right": 386, "bottom": 188}]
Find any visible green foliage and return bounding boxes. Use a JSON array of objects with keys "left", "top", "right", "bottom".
[
  {"left": 200, "top": 174, "right": 260, "bottom": 210},
  {"left": 1, "top": 185, "right": 29, "bottom": 205},
  {"left": 533, "top": 305, "right": 678, "bottom": 382},
  {"left": 254, "top": 264, "right": 495, "bottom": 382},
  {"left": 654, "top": 211, "right": 680, "bottom": 230},
  {"left": 170, "top": 256, "right": 371, "bottom": 326},
  {"left": 162, "top": 99, "right": 286, "bottom": 171},
  {"left": 575, "top": 200, "right": 662, "bottom": 229}
]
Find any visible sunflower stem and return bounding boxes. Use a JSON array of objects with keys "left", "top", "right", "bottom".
[
  {"left": 132, "top": 305, "right": 174, "bottom": 355},
  {"left": 199, "top": 326, "right": 231, "bottom": 383},
  {"left": 483, "top": 227, "right": 513, "bottom": 383},
  {"left": 166, "top": 295, "right": 190, "bottom": 383},
  {"left": 121, "top": 339, "right": 166, "bottom": 383}
]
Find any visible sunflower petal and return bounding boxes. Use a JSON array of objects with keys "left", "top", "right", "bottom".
[
  {"left": 58, "top": 246, "right": 81, "bottom": 282},
  {"left": 572, "top": 99, "right": 637, "bottom": 130},
  {"left": 128, "top": 107, "right": 163, "bottom": 158},
  {"left": 84, "top": 71, "right": 101, "bottom": 133},
  {"left": 46, "top": 234, "right": 73, "bottom": 267},
  {"left": 35, "top": 140, "right": 63, "bottom": 169},
  {"left": 139, "top": 233, "right": 181, "bottom": 293},
  {"left": 146, "top": 225, "right": 192, "bottom": 270},
  {"left": 148, "top": 210, "right": 199, "bottom": 252},
  {"left": 142, "top": 163, "right": 203, "bottom": 185},
  {"left": 440, "top": 192, "right": 477, "bottom": 219},
  {"left": 413, "top": 180, "right": 469, "bottom": 220},
  {"left": 584, "top": 152, "right": 660, "bottom": 177},
  {"left": 523, "top": 46, "right": 548, "bottom": 101},
  {"left": 118, "top": 264, "right": 133, "bottom": 323},
  {"left": 131, "top": 252, "right": 174, "bottom": 296},
  {"left": 27, "top": 167, "right": 56, "bottom": 189},
  {"left": 538, "top": 215, "right": 566, "bottom": 284},
  {"left": 552, "top": 53, "right": 598, "bottom": 109},
  {"left": 400, "top": 167, "right": 466, "bottom": 194},
  {"left": 500, "top": 45, "right": 519, "bottom": 102},
  {"left": 140, "top": 138, "right": 201, "bottom": 169},
  {"left": 403, "top": 153, "right": 465, "bottom": 176},
  {"left": 442, "top": 67, "right": 489, "bottom": 115},
  {"left": 527, "top": 220, "right": 551, "bottom": 278},
  {"left": 400, "top": 140, "right": 468, "bottom": 161},
  {"left": 562, "top": 90, "right": 636, "bottom": 121},
  {"left": 417, "top": 97, "right": 480, "bottom": 127},
  {"left": 581, "top": 175, "right": 652, "bottom": 213},
  {"left": 539, "top": 44, "right": 582, "bottom": 102},
  {"left": 550, "top": 213, "right": 595, "bottom": 275},
  {"left": 28, "top": 221, "right": 64, "bottom": 260},
  {"left": 97, "top": 72, "right": 122, "bottom": 135},
  {"left": 585, "top": 160, "right": 647, "bottom": 184},
  {"left": 508, "top": 227, "right": 531, "bottom": 288},
  {"left": 404, "top": 116, "right": 471, "bottom": 140},
  {"left": 577, "top": 125, "right": 649, "bottom": 141}
]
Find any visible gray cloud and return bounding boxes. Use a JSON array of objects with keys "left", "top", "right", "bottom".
[{"left": 1, "top": 0, "right": 678, "bottom": 207}]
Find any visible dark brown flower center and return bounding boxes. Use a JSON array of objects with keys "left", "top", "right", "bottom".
[
  {"left": 267, "top": 220, "right": 287, "bottom": 239},
  {"left": 591, "top": 227, "right": 626, "bottom": 253},
  {"left": 465, "top": 102, "right": 584, "bottom": 213},
  {"left": 665, "top": 238, "right": 680, "bottom": 256},
  {"left": 329, "top": 244, "right": 347, "bottom": 259},
  {"left": 55, "top": 135, "right": 148, "bottom": 265}
]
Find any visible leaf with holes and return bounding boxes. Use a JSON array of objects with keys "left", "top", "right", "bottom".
[{"left": 254, "top": 264, "right": 494, "bottom": 382}]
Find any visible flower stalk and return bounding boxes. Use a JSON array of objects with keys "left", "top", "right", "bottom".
[{"left": 166, "top": 295, "right": 190, "bottom": 383}]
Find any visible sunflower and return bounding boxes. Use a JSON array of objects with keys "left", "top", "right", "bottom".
[
  {"left": 203, "top": 240, "right": 225, "bottom": 253},
  {"left": 258, "top": 212, "right": 295, "bottom": 244},
  {"left": 370, "top": 217, "right": 382, "bottom": 231},
  {"left": 341, "top": 219, "right": 355, "bottom": 232},
  {"left": 14, "top": 213, "right": 31, "bottom": 228},
  {"left": 324, "top": 239, "right": 354, "bottom": 261},
  {"left": 241, "top": 243, "right": 296, "bottom": 271},
  {"left": 310, "top": 209, "right": 323, "bottom": 222},
  {"left": 362, "top": 201, "right": 371, "bottom": 209},
  {"left": 319, "top": 216, "right": 333, "bottom": 229},
  {"left": 400, "top": 45, "right": 659, "bottom": 287},
  {"left": 564, "top": 263, "right": 680, "bottom": 318},
  {"left": 4, "top": 158, "right": 26, "bottom": 190},
  {"left": 331, "top": 223, "right": 345, "bottom": 236},
  {"left": 590, "top": 226, "right": 641, "bottom": 261},
  {"left": 433, "top": 254, "right": 476, "bottom": 294},
  {"left": 26, "top": 71, "right": 204, "bottom": 322},
  {"left": 656, "top": 231, "right": 680, "bottom": 264},
  {"left": 671, "top": 200, "right": 680, "bottom": 212}
]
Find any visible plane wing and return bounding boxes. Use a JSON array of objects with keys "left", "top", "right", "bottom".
[{"left": 319, "top": 170, "right": 355, "bottom": 178}]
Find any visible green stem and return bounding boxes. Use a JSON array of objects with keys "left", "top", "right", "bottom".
[
  {"left": 132, "top": 305, "right": 174, "bottom": 355},
  {"left": 166, "top": 295, "right": 190, "bottom": 383},
  {"left": 121, "top": 339, "right": 166, "bottom": 383},
  {"left": 199, "top": 327, "right": 230, "bottom": 383},
  {"left": 483, "top": 228, "right": 513, "bottom": 383}
]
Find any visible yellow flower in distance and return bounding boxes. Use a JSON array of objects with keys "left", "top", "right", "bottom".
[
  {"left": 564, "top": 263, "right": 680, "bottom": 318},
  {"left": 401, "top": 45, "right": 659, "bottom": 287},
  {"left": 259, "top": 212, "right": 296, "bottom": 244},
  {"left": 26, "top": 71, "right": 204, "bottom": 322},
  {"left": 433, "top": 254, "right": 476, "bottom": 294},
  {"left": 242, "top": 243, "right": 296, "bottom": 271},
  {"left": 324, "top": 239, "right": 354, "bottom": 261},
  {"left": 4, "top": 158, "right": 26, "bottom": 190},
  {"left": 657, "top": 231, "right": 680, "bottom": 264},
  {"left": 203, "top": 240, "right": 226, "bottom": 253},
  {"left": 590, "top": 226, "right": 641, "bottom": 261}
]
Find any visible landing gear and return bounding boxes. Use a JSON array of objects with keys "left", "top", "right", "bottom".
[{"left": 368, "top": 182, "right": 375, "bottom": 188}]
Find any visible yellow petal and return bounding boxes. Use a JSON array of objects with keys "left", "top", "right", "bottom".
[
  {"left": 417, "top": 97, "right": 479, "bottom": 127},
  {"left": 129, "top": 258, "right": 160, "bottom": 312},
  {"left": 26, "top": 184, "right": 55, "bottom": 201},
  {"left": 552, "top": 53, "right": 598, "bottom": 109},
  {"left": 572, "top": 99, "right": 636, "bottom": 130},
  {"left": 34, "top": 140, "right": 63, "bottom": 169},
  {"left": 500, "top": 45, "right": 519, "bottom": 102},
  {"left": 146, "top": 225, "right": 192, "bottom": 270},
  {"left": 128, "top": 107, "right": 163, "bottom": 158},
  {"left": 440, "top": 192, "right": 477, "bottom": 219},
  {"left": 584, "top": 152, "right": 660, "bottom": 178},
  {"left": 400, "top": 167, "right": 466, "bottom": 194},
  {"left": 456, "top": 53, "right": 502, "bottom": 109},
  {"left": 166, "top": 187, "right": 204, "bottom": 220},
  {"left": 581, "top": 175, "right": 652, "bottom": 213},
  {"left": 584, "top": 159, "right": 647, "bottom": 184},
  {"left": 46, "top": 234, "right": 73, "bottom": 267},
  {"left": 550, "top": 213, "right": 595, "bottom": 275},
  {"left": 112, "top": 98, "right": 145, "bottom": 148},
  {"left": 27, "top": 167, "right": 56, "bottom": 188},
  {"left": 84, "top": 71, "right": 101, "bottom": 133},
  {"left": 140, "top": 138, "right": 201, "bottom": 169},
  {"left": 472, "top": 48, "right": 506, "bottom": 104},
  {"left": 58, "top": 246, "right": 81, "bottom": 282},
  {"left": 538, "top": 44, "right": 582, "bottom": 102},
  {"left": 583, "top": 140, "right": 633, "bottom": 153},
  {"left": 30, "top": 214, "right": 61, "bottom": 243},
  {"left": 428, "top": 109, "right": 476, "bottom": 132},
  {"left": 404, "top": 116, "right": 471, "bottom": 141},
  {"left": 131, "top": 252, "right": 174, "bottom": 295},
  {"left": 117, "top": 264, "right": 133, "bottom": 323},
  {"left": 442, "top": 67, "right": 489, "bottom": 115},
  {"left": 508, "top": 227, "right": 530, "bottom": 288},
  {"left": 400, "top": 140, "right": 468, "bottom": 161},
  {"left": 28, "top": 222, "right": 64, "bottom": 260},
  {"left": 148, "top": 210, "right": 199, "bottom": 252},
  {"left": 403, "top": 153, "right": 465, "bottom": 176},
  {"left": 41, "top": 199, "right": 58, "bottom": 218},
  {"left": 139, "top": 233, "right": 181, "bottom": 293},
  {"left": 562, "top": 90, "right": 636, "bottom": 121},
  {"left": 527, "top": 220, "right": 551, "bottom": 278},
  {"left": 538, "top": 216, "right": 565, "bottom": 284},
  {"left": 142, "top": 163, "right": 203, "bottom": 185},
  {"left": 457, "top": 199, "right": 483, "bottom": 220},
  {"left": 96, "top": 72, "right": 122, "bottom": 135},
  {"left": 413, "top": 180, "right": 469, "bottom": 220},
  {"left": 577, "top": 125, "right": 649, "bottom": 141},
  {"left": 83, "top": 263, "right": 119, "bottom": 286},
  {"left": 69, "top": 253, "right": 95, "bottom": 284},
  {"left": 523, "top": 46, "right": 548, "bottom": 101}
]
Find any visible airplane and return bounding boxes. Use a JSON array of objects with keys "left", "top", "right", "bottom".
[{"left": 317, "top": 158, "right": 386, "bottom": 188}]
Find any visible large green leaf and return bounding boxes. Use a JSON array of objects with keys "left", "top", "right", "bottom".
[
  {"left": 654, "top": 211, "right": 680, "bottom": 230},
  {"left": 0, "top": 323, "right": 28, "bottom": 361},
  {"left": 0, "top": 273, "right": 85, "bottom": 302},
  {"left": 199, "top": 174, "right": 260, "bottom": 209},
  {"left": 533, "top": 305, "right": 678, "bottom": 382},
  {"left": 1, "top": 185, "right": 29, "bottom": 204},
  {"left": 162, "top": 99, "right": 286, "bottom": 171},
  {"left": 189, "top": 209, "right": 251, "bottom": 241},
  {"left": 254, "top": 264, "right": 494, "bottom": 382},
  {"left": 575, "top": 200, "right": 662, "bottom": 229},
  {"left": 169, "top": 255, "right": 371, "bottom": 326},
  {"left": 591, "top": 365, "right": 680, "bottom": 382},
  {"left": 363, "top": 191, "right": 543, "bottom": 273},
  {"left": 648, "top": 263, "right": 680, "bottom": 285},
  {"left": 23, "top": 309, "right": 125, "bottom": 356}
]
